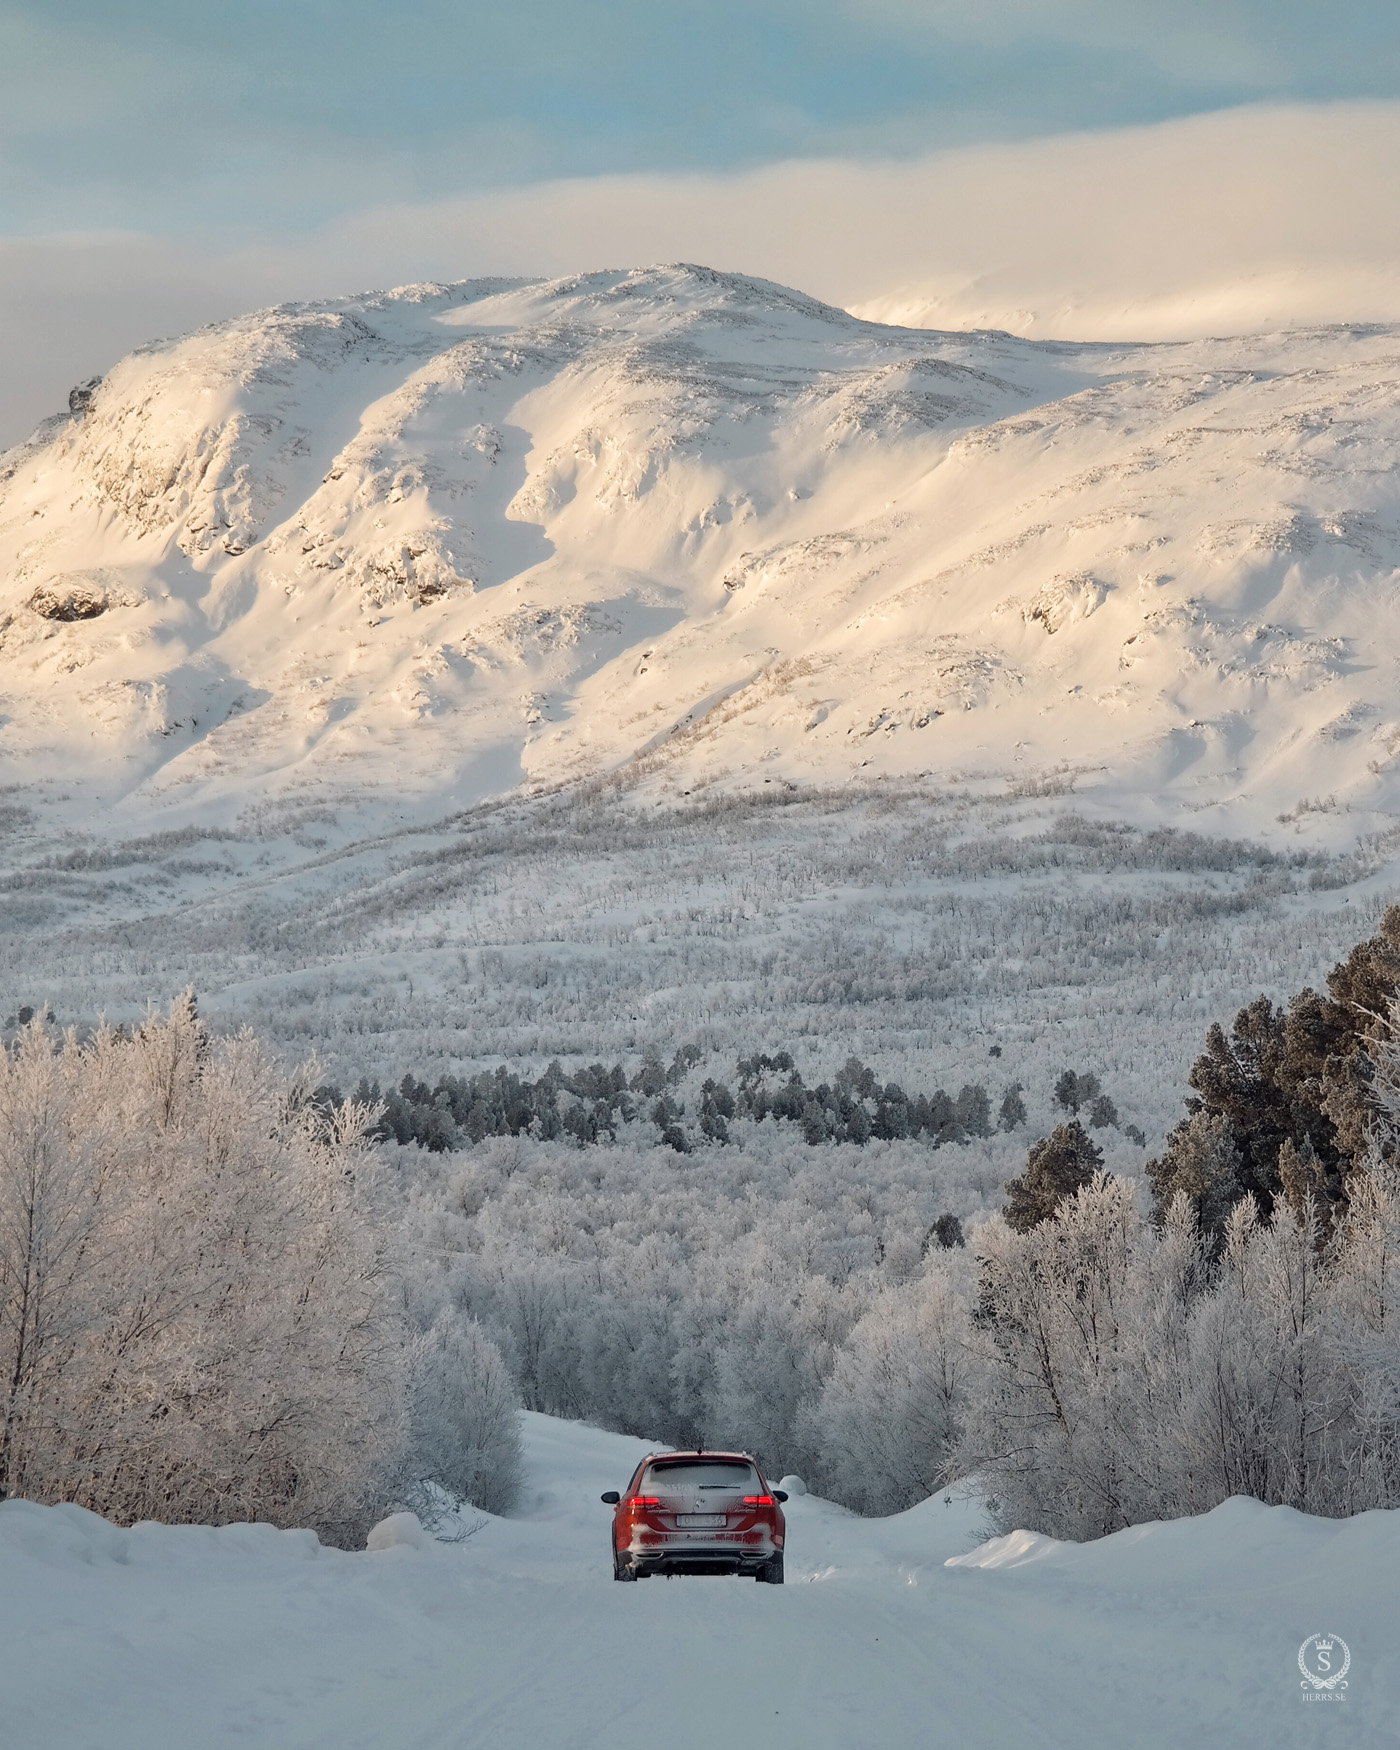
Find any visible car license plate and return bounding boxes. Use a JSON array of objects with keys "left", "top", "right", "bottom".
[{"left": 677, "top": 1513, "right": 725, "bottom": 1529}]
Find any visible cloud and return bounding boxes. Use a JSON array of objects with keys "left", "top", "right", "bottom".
[
  {"left": 3, "top": 102, "right": 1400, "bottom": 447},
  {"left": 309, "top": 101, "right": 1400, "bottom": 321},
  {"left": 6, "top": 0, "right": 1397, "bottom": 240}
]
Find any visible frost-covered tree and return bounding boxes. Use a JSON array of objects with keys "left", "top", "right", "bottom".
[
  {"left": 963, "top": 1111, "right": 1400, "bottom": 1540},
  {"left": 0, "top": 1020, "right": 113, "bottom": 1506},
  {"left": 814, "top": 1263, "right": 973, "bottom": 1515},
  {"left": 962, "top": 1174, "right": 1170, "bottom": 1540},
  {"left": 0, "top": 1002, "right": 420, "bottom": 1544},
  {"left": 1167, "top": 1195, "right": 1337, "bottom": 1514},
  {"left": 404, "top": 1313, "right": 523, "bottom": 1517}
]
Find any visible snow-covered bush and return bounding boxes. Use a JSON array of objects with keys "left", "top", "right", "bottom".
[
  {"left": 403, "top": 1313, "right": 523, "bottom": 1518},
  {"left": 0, "top": 999, "right": 455, "bottom": 1544}
]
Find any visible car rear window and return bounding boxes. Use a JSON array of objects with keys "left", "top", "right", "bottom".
[{"left": 643, "top": 1460, "right": 759, "bottom": 1491}]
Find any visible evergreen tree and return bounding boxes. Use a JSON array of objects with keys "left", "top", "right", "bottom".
[
  {"left": 954, "top": 1083, "right": 993, "bottom": 1138},
  {"left": 1148, "top": 905, "right": 1400, "bottom": 1234},
  {"left": 1053, "top": 1069, "right": 1081, "bottom": 1113},
  {"left": 1088, "top": 1093, "right": 1119, "bottom": 1129},
  {"left": 1145, "top": 1110, "right": 1241, "bottom": 1251},
  {"left": 998, "top": 1083, "right": 1027, "bottom": 1131},
  {"left": 1003, "top": 1121, "right": 1104, "bottom": 1233},
  {"left": 930, "top": 1213, "right": 965, "bottom": 1249}
]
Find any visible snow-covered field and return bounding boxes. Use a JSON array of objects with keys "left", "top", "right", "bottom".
[{"left": 1, "top": 1411, "right": 1392, "bottom": 1749}]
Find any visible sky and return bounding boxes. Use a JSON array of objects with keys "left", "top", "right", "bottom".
[{"left": 2, "top": 1, "right": 1399, "bottom": 442}]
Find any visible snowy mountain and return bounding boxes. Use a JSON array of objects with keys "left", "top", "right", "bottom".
[
  {"left": 2, "top": 1410, "right": 1393, "bottom": 1748},
  {"left": 4, "top": 264, "right": 1400, "bottom": 844}
]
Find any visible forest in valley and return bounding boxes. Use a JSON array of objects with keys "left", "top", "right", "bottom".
[{"left": 6, "top": 906, "right": 1400, "bottom": 1542}]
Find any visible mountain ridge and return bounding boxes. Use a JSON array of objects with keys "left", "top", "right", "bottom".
[{"left": 3, "top": 263, "right": 1399, "bottom": 848}]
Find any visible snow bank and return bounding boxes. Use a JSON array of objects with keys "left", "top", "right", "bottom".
[
  {"left": 0, "top": 1497, "right": 330, "bottom": 1572},
  {"left": 951, "top": 1492, "right": 1400, "bottom": 1594}
]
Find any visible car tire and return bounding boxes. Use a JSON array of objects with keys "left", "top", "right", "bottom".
[
  {"left": 757, "top": 1554, "right": 784, "bottom": 1585},
  {"left": 613, "top": 1555, "right": 637, "bottom": 1581}
]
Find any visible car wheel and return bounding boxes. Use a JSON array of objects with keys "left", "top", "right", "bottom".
[
  {"left": 757, "top": 1554, "right": 784, "bottom": 1585},
  {"left": 613, "top": 1554, "right": 637, "bottom": 1581}
]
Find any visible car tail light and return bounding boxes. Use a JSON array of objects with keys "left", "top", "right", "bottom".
[
  {"left": 743, "top": 1495, "right": 774, "bottom": 1507},
  {"left": 632, "top": 1496, "right": 662, "bottom": 1509}
]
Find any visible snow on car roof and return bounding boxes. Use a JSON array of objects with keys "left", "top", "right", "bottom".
[{"left": 646, "top": 1451, "right": 754, "bottom": 1464}]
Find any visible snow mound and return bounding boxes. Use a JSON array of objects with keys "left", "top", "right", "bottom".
[
  {"left": 945, "top": 1526, "right": 1067, "bottom": 1569},
  {"left": 364, "top": 1510, "right": 432, "bottom": 1552},
  {"left": 945, "top": 1492, "right": 1400, "bottom": 1597},
  {"left": 0, "top": 1497, "right": 329, "bottom": 1572}
]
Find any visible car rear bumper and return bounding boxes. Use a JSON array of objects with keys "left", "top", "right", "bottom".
[
  {"left": 620, "top": 1534, "right": 779, "bottom": 1577},
  {"left": 626, "top": 1549, "right": 774, "bottom": 1577}
]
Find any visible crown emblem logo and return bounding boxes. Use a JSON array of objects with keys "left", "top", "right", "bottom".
[{"left": 1298, "top": 1633, "right": 1350, "bottom": 1692}]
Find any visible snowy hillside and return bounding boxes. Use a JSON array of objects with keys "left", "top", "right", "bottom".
[
  {"left": 1, "top": 1411, "right": 1393, "bottom": 1749},
  {"left": 4, "top": 265, "right": 1400, "bottom": 844}
]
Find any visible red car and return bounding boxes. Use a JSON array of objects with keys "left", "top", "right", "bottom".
[{"left": 602, "top": 1450, "right": 787, "bottom": 1583}]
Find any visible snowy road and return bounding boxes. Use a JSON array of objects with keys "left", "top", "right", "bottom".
[{"left": 2, "top": 1412, "right": 1396, "bottom": 1748}]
